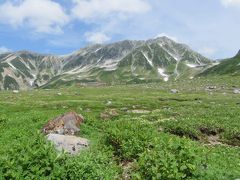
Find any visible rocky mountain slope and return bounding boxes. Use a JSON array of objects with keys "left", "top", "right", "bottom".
[
  {"left": 0, "top": 37, "right": 212, "bottom": 90},
  {"left": 0, "top": 51, "right": 63, "bottom": 90}
]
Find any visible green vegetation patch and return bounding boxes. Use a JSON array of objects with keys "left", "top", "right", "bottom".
[{"left": 0, "top": 78, "right": 240, "bottom": 179}]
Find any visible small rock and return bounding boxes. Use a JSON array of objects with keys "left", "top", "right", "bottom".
[
  {"left": 85, "top": 108, "right": 91, "bottom": 112},
  {"left": 75, "top": 93, "right": 81, "bottom": 96},
  {"left": 108, "top": 109, "right": 119, "bottom": 116},
  {"left": 13, "top": 90, "right": 19, "bottom": 94},
  {"left": 158, "top": 127, "right": 164, "bottom": 132},
  {"left": 100, "top": 113, "right": 111, "bottom": 120},
  {"left": 162, "top": 106, "right": 171, "bottom": 110},
  {"left": 128, "top": 110, "right": 151, "bottom": 114},
  {"left": 120, "top": 107, "right": 128, "bottom": 112},
  {"left": 47, "top": 134, "right": 89, "bottom": 155},
  {"left": 205, "top": 86, "right": 217, "bottom": 91},
  {"left": 170, "top": 89, "right": 179, "bottom": 94},
  {"left": 233, "top": 89, "right": 240, "bottom": 94},
  {"left": 100, "top": 109, "right": 119, "bottom": 120},
  {"left": 106, "top": 101, "right": 112, "bottom": 106},
  {"left": 207, "top": 86, "right": 217, "bottom": 90}
]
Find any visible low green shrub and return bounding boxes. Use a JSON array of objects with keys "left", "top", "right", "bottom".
[
  {"left": 0, "top": 134, "right": 119, "bottom": 179},
  {"left": 135, "top": 134, "right": 202, "bottom": 179},
  {"left": 104, "top": 119, "right": 203, "bottom": 179},
  {"left": 104, "top": 119, "right": 157, "bottom": 161}
]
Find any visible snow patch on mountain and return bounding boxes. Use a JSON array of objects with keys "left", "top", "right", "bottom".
[
  {"left": 99, "top": 59, "right": 118, "bottom": 71},
  {"left": 158, "top": 68, "right": 169, "bottom": 82},
  {"left": 212, "top": 62, "right": 220, "bottom": 66},
  {"left": 142, "top": 51, "right": 153, "bottom": 67},
  {"left": 95, "top": 48, "right": 102, "bottom": 53},
  {"left": 174, "top": 61, "right": 180, "bottom": 80},
  {"left": 5, "top": 54, "right": 17, "bottom": 62},
  {"left": 186, "top": 63, "right": 198, "bottom": 68},
  {"left": 8, "top": 62, "right": 17, "bottom": 70}
]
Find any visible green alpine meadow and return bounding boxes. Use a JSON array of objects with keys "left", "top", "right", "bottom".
[{"left": 1, "top": 60, "right": 240, "bottom": 179}]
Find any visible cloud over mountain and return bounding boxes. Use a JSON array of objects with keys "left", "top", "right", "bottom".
[{"left": 0, "top": 0, "right": 69, "bottom": 34}]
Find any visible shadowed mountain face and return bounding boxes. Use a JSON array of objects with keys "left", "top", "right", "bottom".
[{"left": 0, "top": 37, "right": 213, "bottom": 90}]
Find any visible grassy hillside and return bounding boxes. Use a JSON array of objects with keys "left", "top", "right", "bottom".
[
  {"left": 201, "top": 55, "right": 240, "bottom": 76},
  {"left": 0, "top": 77, "right": 240, "bottom": 179}
]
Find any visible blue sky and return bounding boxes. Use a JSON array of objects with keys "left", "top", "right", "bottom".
[{"left": 0, "top": 0, "right": 239, "bottom": 59}]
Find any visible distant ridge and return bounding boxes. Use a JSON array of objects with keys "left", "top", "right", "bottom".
[
  {"left": 0, "top": 36, "right": 213, "bottom": 90},
  {"left": 200, "top": 49, "right": 240, "bottom": 76},
  {"left": 236, "top": 49, "right": 240, "bottom": 57}
]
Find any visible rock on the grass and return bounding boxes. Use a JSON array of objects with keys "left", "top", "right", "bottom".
[
  {"left": 206, "top": 86, "right": 217, "bottom": 90},
  {"left": 233, "top": 89, "right": 240, "bottom": 94},
  {"left": 47, "top": 134, "right": 89, "bottom": 155},
  {"left": 106, "top": 100, "right": 112, "bottom": 106},
  {"left": 13, "top": 90, "right": 19, "bottom": 94},
  {"left": 42, "top": 112, "right": 84, "bottom": 135},
  {"left": 100, "top": 109, "right": 119, "bottom": 120},
  {"left": 170, "top": 89, "right": 179, "bottom": 94},
  {"left": 128, "top": 109, "right": 151, "bottom": 114}
]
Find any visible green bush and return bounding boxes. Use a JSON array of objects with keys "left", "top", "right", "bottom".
[
  {"left": 104, "top": 119, "right": 157, "bottom": 161},
  {"left": 0, "top": 134, "right": 65, "bottom": 179},
  {"left": 62, "top": 149, "right": 119, "bottom": 179},
  {"left": 104, "top": 119, "right": 202, "bottom": 179},
  {"left": 135, "top": 135, "right": 202, "bottom": 179},
  {"left": 0, "top": 134, "right": 119, "bottom": 179}
]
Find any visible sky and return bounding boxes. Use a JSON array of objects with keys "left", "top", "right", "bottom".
[{"left": 0, "top": 0, "right": 239, "bottom": 59}]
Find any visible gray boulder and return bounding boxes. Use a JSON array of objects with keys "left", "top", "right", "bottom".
[
  {"left": 233, "top": 89, "right": 240, "bottom": 94},
  {"left": 170, "top": 89, "right": 179, "bottom": 94},
  {"left": 47, "top": 134, "right": 89, "bottom": 155}
]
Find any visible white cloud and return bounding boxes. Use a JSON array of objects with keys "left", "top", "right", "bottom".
[
  {"left": 0, "top": 0, "right": 69, "bottom": 34},
  {"left": 156, "top": 33, "right": 179, "bottom": 42},
  {"left": 71, "top": 0, "right": 151, "bottom": 20},
  {"left": 221, "top": 0, "right": 240, "bottom": 7},
  {"left": 0, "top": 46, "right": 12, "bottom": 54},
  {"left": 85, "top": 32, "right": 110, "bottom": 44}
]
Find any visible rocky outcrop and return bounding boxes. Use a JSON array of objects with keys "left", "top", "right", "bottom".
[
  {"left": 42, "top": 112, "right": 84, "bottom": 135},
  {"left": 42, "top": 112, "right": 89, "bottom": 155}
]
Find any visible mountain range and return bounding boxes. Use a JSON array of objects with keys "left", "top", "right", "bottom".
[{"left": 0, "top": 36, "right": 237, "bottom": 90}]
